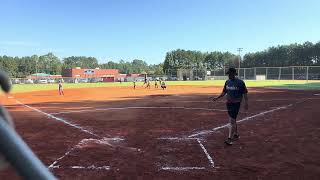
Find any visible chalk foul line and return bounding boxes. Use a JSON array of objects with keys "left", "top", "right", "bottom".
[
  {"left": 188, "top": 104, "right": 293, "bottom": 138},
  {"left": 15, "top": 100, "right": 100, "bottom": 138}
]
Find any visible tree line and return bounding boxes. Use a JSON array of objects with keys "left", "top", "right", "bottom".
[
  {"left": 163, "top": 41, "right": 320, "bottom": 74},
  {"left": 0, "top": 41, "right": 319, "bottom": 78},
  {"left": 242, "top": 41, "right": 320, "bottom": 67},
  {"left": 0, "top": 53, "right": 164, "bottom": 78}
]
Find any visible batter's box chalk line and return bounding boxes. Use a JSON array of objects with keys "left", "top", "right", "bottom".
[
  {"left": 157, "top": 137, "right": 214, "bottom": 171},
  {"left": 48, "top": 137, "right": 125, "bottom": 171}
]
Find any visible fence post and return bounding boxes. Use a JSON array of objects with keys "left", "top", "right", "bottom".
[
  {"left": 244, "top": 68, "right": 246, "bottom": 80},
  {"left": 306, "top": 66, "right": 309, "bottom": 82},
  {"left": 292, "top": 66, "right": 294, "bottom": 80},
  {"left": 254, "top": 67, "right": 256, "bottom": 80},
  {"left": 278, "top": 67, "right": 281, "bottom": 80},
  {"left": 266, "top": 68, "right": 268, "bottom": 80}
]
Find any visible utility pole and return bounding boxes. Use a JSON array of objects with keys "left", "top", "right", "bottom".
[{"left": 237, "top": 48, "right": 243, "bottom": 75}]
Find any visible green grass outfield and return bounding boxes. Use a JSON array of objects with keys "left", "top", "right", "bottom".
[{"left": 8, "top": 80, "right": 320, "bottom": 93}]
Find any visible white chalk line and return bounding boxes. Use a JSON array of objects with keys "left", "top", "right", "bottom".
[
  {"left": 157, "top": 137, "right": 199, "bottom": 140},
  {"left": 14, "top": 99, "right": 123, "bottom": 171},
  {"left": 197, "top": 139, "right": 215, "bottom": 168},
  {"left": 157, "top": 137, "right": 214, "bottom": 170},
  {"left": 15, "top": 100, "right": 100, "bottom": 138},
  {"left": 50, "top": 106, "right": 227, "bottom": 115},
  {"left": 314, "top": 93, "right": 320, "bottom": 96},
  {"left": 48, "top": 147, "right": 76, "bottom": 169},
  {"left": 161, "top": 167, "right": 206, "bottom": 171},
  {"left": 50, "top": 165, "right": 111, "bottom": 170},
  {"left": 188, "top": 104, "right": 293, "bottom": 138},
  {"left": 15, "top": 95, "right": 314, "bottom": 172},
  {"left": 161, "top": 103, "right": 295, "bottom": 171},
  {"left": 48, "top": 137, "right": 125, "bottom": 170}
]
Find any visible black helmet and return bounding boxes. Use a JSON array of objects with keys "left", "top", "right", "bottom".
[{"left": 226, "top": 67, "right": 237, "bottom": 75}]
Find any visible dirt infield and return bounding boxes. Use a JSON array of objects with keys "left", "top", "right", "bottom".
[{"left": 0, "top": 85, "right": 319, "bottom": 180}]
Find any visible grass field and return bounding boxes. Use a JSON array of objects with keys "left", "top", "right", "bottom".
[{"left": 9, "top": 80, "right": 320, "bottom": 93}]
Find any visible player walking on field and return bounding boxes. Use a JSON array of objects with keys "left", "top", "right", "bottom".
[
  {"left": 212, "top": 67, "right": 248, "bottom": 145},
  {"left": 58, "top": 80, "right": 64, "bottom": 95}
]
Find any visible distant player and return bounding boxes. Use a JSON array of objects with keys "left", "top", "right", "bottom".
[
  {"left": 143, "top": 74, "right": 147, "bottom": 86},
  {"left": 145, "top": 80, "right": 151, "bottom": 89},
  {"left": 155, "top": 80, "right": 159, "bottom": 88},
  {"left": 161, "top": 81, "right": 166, "bottom": 90},
  {"left": 58, "top": 80, "right": 64, "bottom": 95},
  {"left": 212, "top": 67, "right": 248, "bottom": 145},
  {"left": 133, "top": 80, "right": 136, "bottom": 89}
]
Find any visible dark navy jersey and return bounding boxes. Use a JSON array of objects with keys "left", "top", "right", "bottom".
[{"left": 223, "top": 78, "right": 248, "bottom": 103}]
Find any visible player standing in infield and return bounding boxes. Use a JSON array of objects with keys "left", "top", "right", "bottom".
[
  {"left": 133, "top": 80, "right": 136, "bottom": 90},
  {"left": 212, "top": 67, "right": 248, "bottom": 145},
  {"left": 58, "top": 80, "right": 64, "bottom": 95}
]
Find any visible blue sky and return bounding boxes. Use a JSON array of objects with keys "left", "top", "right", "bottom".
[{"left": 0, "top": 0, "right": 319, "bottom": 64}]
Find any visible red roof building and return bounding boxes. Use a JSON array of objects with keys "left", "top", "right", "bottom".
[{"left": 62, "top": 68, "right": 119, "bottom": 78}]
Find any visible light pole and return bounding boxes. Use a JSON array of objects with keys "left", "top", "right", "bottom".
[{"left": 237, "top": 48, "right": 243, "bottom": 75}]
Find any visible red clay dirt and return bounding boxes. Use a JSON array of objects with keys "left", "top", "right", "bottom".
[{"left": 0, "top": 85, "right": 319, "bottom": 180}]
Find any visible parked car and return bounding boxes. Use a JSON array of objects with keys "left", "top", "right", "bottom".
[
  {"left": 78, "top": 78, "right": 88, "bottom": 83},
  {"left": 38, "top": 79, "right": 48, "bottom": 84},
  {"left": 168, "top": 77, "right": 178, "bottom": 81},
  {"left": 11, "top": 79, "right": 21, "bottom": 84},
  {"left": 25, "top": 79, "right": 34, "bottom": 84},
  {"left": 90, "top": 78, "right": 103, "bottom": 83},
  {"left": 47, "top": 79, "right": 55, "bottom": 83}
]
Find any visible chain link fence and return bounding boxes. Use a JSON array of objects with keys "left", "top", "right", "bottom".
[
  {"left": 9, "top": 66, "right": 320, "bottom": 84},
  {"left": 208, "top": 66, "right": 320, "bottom": 81}
]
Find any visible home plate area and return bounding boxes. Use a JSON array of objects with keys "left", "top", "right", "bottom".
[
  {"left": 157, "top": 138, "right": 214, "bottom": 170},
  {"left": 49, "top": 136, "right": 214, "bottom": 173}
]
